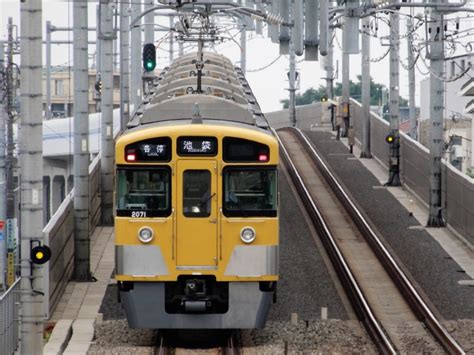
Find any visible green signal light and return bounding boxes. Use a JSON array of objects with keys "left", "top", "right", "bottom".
[{"left": 146, "top": 61, "right": 155, "bottom": 70}]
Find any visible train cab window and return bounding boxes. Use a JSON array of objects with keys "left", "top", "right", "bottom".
[
  {"left": 183, "top": 170, "right": 212, "bottom": 218},
  {"left": 116, "top": 167, "right": 171, "bottom": 217},
  {"left": 223, "top": 167, "right": 277, "bottom": 217}
]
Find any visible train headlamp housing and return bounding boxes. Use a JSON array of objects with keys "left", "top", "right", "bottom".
[
  {"left": 138, "top": 227, "right": 154, "bottom": 244},
  {"left": 240, "top": 227, "right": 256, "bottom": 244}
]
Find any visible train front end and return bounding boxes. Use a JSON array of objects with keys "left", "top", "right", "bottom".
[{"left": 114, "top": 123, "right": 279, "bottom": 329}]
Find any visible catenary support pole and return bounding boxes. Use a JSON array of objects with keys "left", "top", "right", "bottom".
[
  {"left": 131, "top": 0, "right": 142, "bottom": 113},
  {"left": 100, "top": 0, "right": 115, "bottom": 225},
  {"left": 46, "top": 21, "right": 52, "bottom": 120},
  {"left": 96, "top": 5, "right": 102, "bottom": 112},
  {"left": 407, "top": 15, "right": 417, "bottom": 140},
  {"left": 386, "top": 9, "right": 401, "bottom": 186},
  {"left": 341, "top": 51, "right": 350, "bottom": 136},
  {"left": 289, "top": 37, "right": 296, "bottom": 127},
  {"left": 0, "top": 40, "right": 6, "bottom": 290},
  {"left": 240, "top": 23, "right": 247, "bottom": 74},
  {"left": 73, "top": 0, "right": 91, "bottom": 280},
  {"left": 19, "top": 1, "right": 44, "bottom": 353},
  {"left": 361, "top": 16, "right": 372, "bottom": 158},
  {"left": 324, "top": 28, "right": 334, "bottom": 99},
  {"left": 427, "top": 0, "right": 446, "bottom": 227},
  {"left": 169, "top": 16, "right": 174, "bottom": 63},
  {"left": 120, "top": 0, "right": 131, "bottom": 130}
]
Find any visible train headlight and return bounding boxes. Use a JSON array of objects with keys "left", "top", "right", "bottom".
[
  {"left": 240, "top": 227, "right": 256, "bottom": 244},
  {"left": 138, "top": 227, "right": 154, "bottom": 244}
]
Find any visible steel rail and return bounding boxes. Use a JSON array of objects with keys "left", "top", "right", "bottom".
[
  {"left": 274, "top": 128, "right": 397, "bottom": 355},
  {"left": 285, "top": 126, "right": 465, "bottom": 355}
]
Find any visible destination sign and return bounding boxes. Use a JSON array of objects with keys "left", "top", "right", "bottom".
[
  {"left": 178, "top": 137, "right": 217, "bottom": 156},
  {"left": 125, "top": 137, "right": 171, "bottom": 162}
]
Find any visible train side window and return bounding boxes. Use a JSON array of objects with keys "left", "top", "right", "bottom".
[{"left": 183, "top": 170, "right": 212, "bottom": 218}]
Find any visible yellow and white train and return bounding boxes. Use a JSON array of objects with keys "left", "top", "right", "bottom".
[{"left": 115, "top": 52, "right": 279, "bottom": 329}]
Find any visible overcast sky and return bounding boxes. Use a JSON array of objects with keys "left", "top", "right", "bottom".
[{"left": 1, "top": 1, "right": 473, "bottom": 113}]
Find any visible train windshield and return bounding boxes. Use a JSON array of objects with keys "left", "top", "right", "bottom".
[
  {"left": 116, "top": 167, "right": 171, "bottom": 217},
  {"left": 223, "top": 167, "right": 277, "bottom": 217}
]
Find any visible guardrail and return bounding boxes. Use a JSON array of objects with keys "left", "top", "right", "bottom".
[{"left": 0, "top": 279, "right": 21, "bottom": 355}]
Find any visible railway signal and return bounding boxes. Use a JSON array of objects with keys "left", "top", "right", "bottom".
[
  {"left": 31, "top": 245, "right": 51, "bottom": 265},
  {"left": 95, "top": 80, "right": 102, "bottom": 95},
  {"left": 143, "top": 43, "right": 156, "bottom": 72},
  {"left": 386, "top": 133, "right": 396, "bottom": 144}
]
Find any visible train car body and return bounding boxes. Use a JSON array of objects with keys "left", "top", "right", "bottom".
[{"left": 115, "top": 52, "right": 279, "bottom": 329}]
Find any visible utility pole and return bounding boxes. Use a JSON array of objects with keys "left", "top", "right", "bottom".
[
  {"left": 120, "top": 0, "right": 131, "bottom": 130},
  {"left": 0, "top": 40, "right": 6, "bottom": 290},
  {"left": 427, "top": 0, "right": 445, "bottom": 227},
  {"left": 6, "top": 18, "right": 15, "bottom": 222},
  {"left": 19, "top": 0, "right": 44, "bottom": 353},
  {"left": 179, "top": 41, "right": 184, "bottom": 57},
  {"left": 407, "top": 15, "right": 417, "bottom": 140},
  {"left": 73, "top": 0, "right": 91, "bottom": 281},
  {"left": 386, "top": 10, "right": 401, "bottom": 186},
  {"left": 289, "top": 37, "right": 296, "bottom": 127},
  {"left": 131, "top": 1, "right": 142, "bottom": 113},
  {"left": 5, "top": 18, "right": 16, "bottom": 291},
  {"left": 100, "top": 0, "right": 115, "bottom": 225},
  {"left": 361, "top": 15, "right": 372, "bottom": 158},
  {"left": 46, "top": 21, "right": 52, "bottom": 120}
]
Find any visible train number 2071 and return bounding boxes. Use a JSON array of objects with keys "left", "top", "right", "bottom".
[{"left": 131, "top": 211, "right": 147, "bottom": 218}]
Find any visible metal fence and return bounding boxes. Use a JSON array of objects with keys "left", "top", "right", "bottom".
[{"left": 0, "top": 279, "right": 20, "bottom": 355}]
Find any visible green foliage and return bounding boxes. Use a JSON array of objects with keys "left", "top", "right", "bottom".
[{"left": 280, "top": 76, "right": 408, "bottom": 108}]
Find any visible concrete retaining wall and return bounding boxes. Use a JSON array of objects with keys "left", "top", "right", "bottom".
[
  {"left": 265, "top": 102, "right": 331, "bottom": 130},
  {"left": 266, "top": 99, "right": 474, "bottom": 244},
  {"left": 43, "top": 154, "right": 102, "bottom": 318},
  {"left": 350, "top": 99, "right": 474, "bottom": 244}
]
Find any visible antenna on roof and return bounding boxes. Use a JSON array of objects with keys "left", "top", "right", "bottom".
[{"left": 192, "top": 102, "right": 203, "bottom": 124}]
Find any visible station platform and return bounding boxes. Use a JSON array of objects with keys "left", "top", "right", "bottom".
[
  {"left": 42, "top": 127, "right": 473, "bottom": 354},
  {"left": 43, "top": 227, "right": 115, "bottom": 355}
]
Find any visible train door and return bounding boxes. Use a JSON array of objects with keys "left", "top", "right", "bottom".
[{"left": 176, "top": 160, "right": 218, "bottom": 267}]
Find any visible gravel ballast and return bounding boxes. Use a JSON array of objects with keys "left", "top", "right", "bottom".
[{"left": 305, "top": 130, "right": 474, "bottom": 321}]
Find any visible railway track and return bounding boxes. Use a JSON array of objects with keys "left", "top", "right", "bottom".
[
  {"left": 276, "top": 126, "right": 465, "bottom": 355},
  {"left": 154, "top": 330, "right": 240, "bottom": 355}
]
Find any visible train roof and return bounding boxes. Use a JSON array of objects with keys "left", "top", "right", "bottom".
[
  {"left": 125, "top": 117, "right": 275, "bottom": 138},
  {"left": 127, "top": 51, "right": 268, "bottom": 130}
]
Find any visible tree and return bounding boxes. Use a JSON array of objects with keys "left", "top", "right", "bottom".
[{"left": 280, "top": 76, "right": 408, "bottom": 108}]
